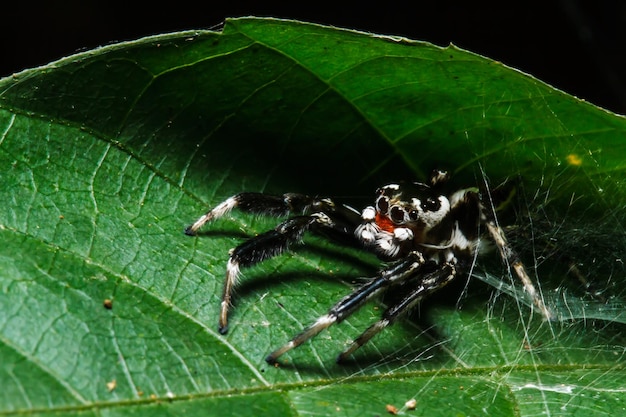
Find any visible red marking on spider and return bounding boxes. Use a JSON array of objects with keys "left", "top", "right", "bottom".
[{"left": 375, "top": 213, "right": 395, "bottom": 233}]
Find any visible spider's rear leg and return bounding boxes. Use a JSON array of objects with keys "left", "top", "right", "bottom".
[
  {"left": 265, "top": 251, "right": 433, "bottom": 364},
  {"left": 337, "top": 262, "right": 456, "bottom": 363},
  {"left": 484, "top": 221, "right": 554, "bottom": 320},
  {"left": 185, "top": 192, "right": 333, "bottom": 236}
]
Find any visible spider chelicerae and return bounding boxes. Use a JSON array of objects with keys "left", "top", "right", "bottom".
[{"left": 185, "top": 170, "right": 553, "bottom": 364}]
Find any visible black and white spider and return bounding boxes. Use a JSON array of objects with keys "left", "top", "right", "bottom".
[{"left": 185, "top": 170, "right": 552, "bottom": 364}]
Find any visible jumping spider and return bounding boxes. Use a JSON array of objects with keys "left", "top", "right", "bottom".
[{"left": 185, "top": 170, "right": 552, "bottom": 364}]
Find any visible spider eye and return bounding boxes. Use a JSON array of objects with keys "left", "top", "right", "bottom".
[
  {"left": 390, "top": 206, "right": 405, "bottom": 223},
  {"left": 422, "top": 197, "right": 441, "bottom": 212},
  {"left": 408, "top": 210, "right": 418, "bottom": 221},
  {"left": 376, "top": 197, "right": 389, "bottom": 213}
]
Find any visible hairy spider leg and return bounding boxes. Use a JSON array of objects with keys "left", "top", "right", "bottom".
[
  {"left": 185, "top": 192, "right": 338, "bottom": 236},
  {"left": 185, "top": 192, "right": 363, "bottom": 334},
  {"left": 220, "top": 214, "right": 326, "bottom": 333},
  {"left": 484, "top": 221, "right": 554, "bottom": 320},
  {"left": 336, "top": 262, "right": 456, "bottom": 363},
  {"left": 220, "top": 212, "right": 360, "bottom": 333},
  {"left": 265, "top": 251, "right": 433, "bottom": 364}
]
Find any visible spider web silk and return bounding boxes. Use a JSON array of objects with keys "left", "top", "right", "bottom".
[{"left": 480, "top": 163, "right": 626, "bottom": 325}]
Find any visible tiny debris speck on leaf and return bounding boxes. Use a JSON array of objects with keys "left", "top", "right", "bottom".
[
  {"left": 106, "top": 379, "right": 117, "bottom": 392},
  {"left": 405, "top": 398, "right": 417, "bottom": 410}
]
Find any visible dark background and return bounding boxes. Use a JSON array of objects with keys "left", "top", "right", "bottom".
[{"left": 3, "top": 2, "right": 626, "bottom": 115}]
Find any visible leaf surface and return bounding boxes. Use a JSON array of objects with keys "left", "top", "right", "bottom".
[{"left": 1, "top": 17, "right": 625, "bottom": 416}]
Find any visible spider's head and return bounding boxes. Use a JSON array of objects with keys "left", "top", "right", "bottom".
[
  {"left": 357, "top": 181, "right": 453, "bottom": 258},
  {"left": 374, "top": 182, "right": 451, "bottom": 233}
]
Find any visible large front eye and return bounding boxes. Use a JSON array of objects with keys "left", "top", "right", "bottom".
[
  {"left": 376, "top": 196, "right": 389, "bottom": 213},
  {"left": 390, "top": 206, "right": 405, "bottom": 223}
]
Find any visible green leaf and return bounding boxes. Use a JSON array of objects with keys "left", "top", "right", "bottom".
[{"left": 1, "top": 17, "right": 625, "bottom": 416}]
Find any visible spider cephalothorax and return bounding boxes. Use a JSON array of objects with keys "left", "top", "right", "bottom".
[
  {"left": 356, "top": 180, "right": 482, "bottom": 264},
  {"left": 185, "top": 170, "right": 552, "bottom": 364}
]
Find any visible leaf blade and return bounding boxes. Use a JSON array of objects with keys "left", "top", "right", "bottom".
[{"left": 1, "top": 16, "right": 625, "bottom": 416}]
